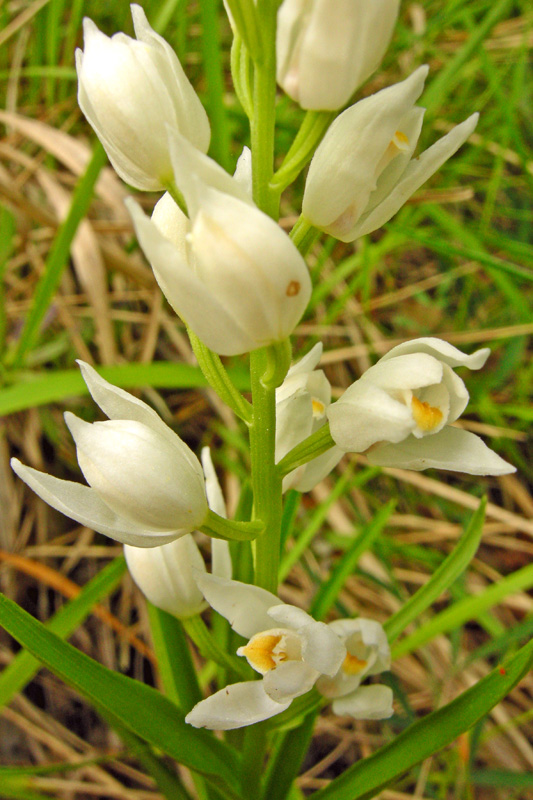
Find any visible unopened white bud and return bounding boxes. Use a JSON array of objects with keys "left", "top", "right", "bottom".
[{"left": 76, "top": 5, "right": 210, "bottom": 190}]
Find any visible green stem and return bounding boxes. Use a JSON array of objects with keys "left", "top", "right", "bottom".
[
  {"left": 249, "top": 348, "right": 283, "bottom": 593},
  {"left": 182, "top": 615, "right": 250, "bottom": 680},
  {"left": 276, "top": 424, "right": 337, "bottom": 477},
  {"left": 188, "top": 328, "right": 253, "bottom": 423},
  {"left": 290, "top": 214, "right": 321, "bottom": 255},
  {"left": 270, "top": 110, "right": 334, "bottom": 193},
  {"left": 201, "top": 509, "right": 263, "bottom": 542},
  {"left": 164, "top": 179, "right": 188, "bottom": 216},
  {"left": 250, "top": 1, "right": 278, "bottom": 218}
]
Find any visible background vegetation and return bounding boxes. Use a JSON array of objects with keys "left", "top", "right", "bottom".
[{"left": 0, "top": 0, "right": 532, "bottom": 798}]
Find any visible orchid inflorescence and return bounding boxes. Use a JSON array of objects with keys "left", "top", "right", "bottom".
[{"left": 12, "top": 1, "right": 514, "bottom": 734}]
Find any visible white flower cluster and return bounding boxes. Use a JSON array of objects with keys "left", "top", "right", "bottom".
[{"left": 11, "top": 2, "right": 516, "bottom": 732}]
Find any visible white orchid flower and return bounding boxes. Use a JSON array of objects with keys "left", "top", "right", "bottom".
[
  {"left": 185, "top": 575, "right": 392, "bottom": 729},
  {"left": 317, "top": 619, "right": 393, "bottom": 719},
  {"left": 302, "top": 66, "right": 479, "bottom": 241},
  {"left": 127, "top": 131, "right": 311, "bottom": 356},
  {"left": 124, "top": 449, "right": 231, "bottom": 618},
  {"left": 327, "top": 338, "right": 515, "bottom": 475},
  {"left": 11, "top": 362, "right": 208, "bottom": 547},
  {"left": 277, "top": 0, "right": 400, "bottom": 110},
  {"left": 76, "top": 5, "right": 210, "bottom": 190},
  {"left": 276, "top": 343, "right": 343, "bottom": 492}
]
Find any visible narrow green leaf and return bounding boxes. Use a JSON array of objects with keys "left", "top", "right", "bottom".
[
  {"left": 311, "top": 501, "right": 395, "bottom": 621},
  {"left": 0, "top": 362, "right": 250, "bottom": 417},
  {"left": 10, "top": 143, "right": 108, "bottom": 368},
  {"left": 199, "top": 0, "right": 231, "bottom": 171},
  {"left": 312, "top": 639, "right": 533, "bottom": 800},
  {"left": 0, "top": 593, "right": 241, "bottom": 798},
  {"left": 262, "top": 712, "right": 317, "bottom": 800},
  {"left": 393, "top": 561, "right": 533, "bottom": 658},
  {"left": 0, "top": 558, "right": 127, "bottom": 709},
  {"left": 384, "top": 499, "right": 486, "bottom": 644},
  {"left": 147, "top": 603, "right": 203, "bottom": 711}
]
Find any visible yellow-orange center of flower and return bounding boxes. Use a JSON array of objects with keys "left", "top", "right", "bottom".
[
  {"left": 411, "top": 396, "right": 443, "bottom": 432},
  {"left": 312, "top": 398, "right": 326, "bottom": 418},
  {"left": 342, "top": 653, "right": 368, "bottom": 675},
  {"left": 394, "top": 130, "right": 409, "bottom": 147},
  {"left": 239, "top": 634, "right": 286, "bottom": 673}
]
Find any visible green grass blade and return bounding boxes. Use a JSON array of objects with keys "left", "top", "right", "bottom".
[
  {"left": 311, "top": 639, "right": 533, "bottom": 800},
  {"left": 0, "top": 593, "right": 241, "bottom": 798},
  {"left": 261, "top": 711, "right": 317, "bottom": 800},
  {"left": 199, "top": 0, "right": 231, "bottom": 171},
  {"left": 147, "top": 603, "right": 203, "bottom": 711},
  {"left": 10, "top": 142, "right": 107, "bottom": 368},
  {"left": 311, "top": 500, "right": 396, "bottom": 621},
  {"left": 0, "top": 362, "right": 250, "bottom": 416},
  {"left": 393, "top": 560, "right": 533, "bottom": 659},
  {"left": 384, "top": 498, "right": 486, "bottom": 644},
  {"left": 0, "top": 557, "right": 126, "bottom": 709}
]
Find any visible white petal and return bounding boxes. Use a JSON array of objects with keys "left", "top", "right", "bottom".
[
  {"left": 124, "top": 536, "right": 206, "bottom": 618},
  {"left": 303, "top": 66, "right": 428, "bottom": 232},
  {"left": 11, "top": 460, "right": 183, "bottom": 546},
  {"left": 328, "top": 383, "right": 415, "bottom": 452},
  {"left": 381, "top": 337, "right": 490, "bottom": 370},
  {"left": 360, "top": 353, "right": 443, "bottom": 391},
  {"left": 185, "top": 681, "right": 291, "bottom": 730},
  {"left": 167, "top": 128, "right": 252, "bottom": 213},
  {"left": 332, "top": 684, "right": 394, "bottom": 719},
  {"left": 76, "top": 360, "right": 172, "bottom": 439},
  {"left": 301, "top": 622, "right": 346, "bottom": 676},
  {"left": 233, "top": 146, "right": 252, "bottom": 197},
  {"left": 201, "top": 447, "right": 226, "bottom": 518},
  {"left": 65, "top": 414, "right": 207, "bottom": 531},
  {"left": 352, "top": 113, "right": 479, "bottom": 238},
  {"left": 275, "top": 392, "right": 313, "bottom": 464},
  {"left": 286, "top": 343, "right": 323, "bottom": 377},
  {"left": 267, "top": 603, "right": 315, "bottom": 630},
  {"left": 368, "top": 426, "right": 516, "bottom": 475},
  {"left": 127, "top": 198, "right": 258, "bottom": 355},
  {"left": 292, "top": 446, "right": 343, "bottom": 493},
  {"left": 194, "top": 574, "right": 279, "bottom": 638},
  {"left": 263, "top": 662, "right": 319, "bottom": 703}
]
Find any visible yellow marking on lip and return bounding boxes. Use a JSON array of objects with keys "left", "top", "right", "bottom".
[
  {"left": 343, "top": 653, "right": 367, "bottom": 675},
  {"left": 312, "top": 398, "right": 326, "bottom": 418},
  {"left": 394, "top": 130, "right": 409, "bottom": 147},
  {"left": 411, "top": 396, "right": 443, "bottom": 432},
  {"left": 239, "top": 634, "right": 284, "bottom": 673}
]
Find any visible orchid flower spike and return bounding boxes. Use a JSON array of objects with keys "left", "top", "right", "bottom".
[
  {"left": 127, "top": 131, "right": 311, "bottom": 356},
  {"left": 277, "top": 0, "right": 400, "bottom": 110},
  {"left": 276, "top": 343, "right": 343, "bottom": 492},
  {"left": 327, "top": 338, "right": 515, "bottom": 475},
  {"left": 124, "top": 449, "right": 232, "bottom": 619},
  {"left": 76, "top": 5, "right": 210, "bottom": 190},
  {"left": 11, "top": 362, "right": 208, "bottom": 547},
  {"left": 302, "top": 66, "right": 479, "bottom": 241},
  {"left": 185, "top": 575, "right": 393, "bottom": 730}
]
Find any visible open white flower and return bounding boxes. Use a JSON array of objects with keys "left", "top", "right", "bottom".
[
  {"left": 327, "top": 338, "right": 515, "bottom": 475},
  {"left": 185, "top": 575, "right": 392, "bottom": 729},
  {"left": 317, "top": 619, "right": 393, "bottom": 719},
  {"left": 124, "top": 449, "right": 231, "bottom": 618},
  {"left": 302, "top": 66, "right": 479, "bottom": 241},
  {"left": 11, "top": 362, "right": 208, "bottom": 547},
  {"left": 76, "top": 5, "right": 210, "bottom": 190},
  {"left": 127, "top": 131, "right": 311, "bottom": 356},
  {"left": 277, "top": 0, "right": 400, "bottom": 110},
  {"left": 276, "top": 343, "right": 342, "bottom": 491}
]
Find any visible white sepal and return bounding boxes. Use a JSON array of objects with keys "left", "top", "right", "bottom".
[
  {"left": 302, "top": 67, "right": 478, "bottom": 241},
  {"left": 332, "top": 684, "right": 394, "bottom": 720},
  {"left": 185, "top": 681, "right": 292, "bottom": 730},
  {"left": 195, "top": 573, "right": 280, "bottom": 639}
]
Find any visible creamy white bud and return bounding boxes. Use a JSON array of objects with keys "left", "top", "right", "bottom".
[
  {"left": 127, "top": 143, "right": 312, "bottom": 355},
  {"left": 11, "top": 362, "right": 208, "bottom": 547},
  {"left": 76, "top": 5, "right": 210, "bottom": 190},
  {"left": 277, "top": 0, "right": 400, "bottom": 110},
  {"left": 275, "top": 344, "right": 342, "bottom": 491},
  {"left": 327, "top": 338, "right": 515, "bottom": 476},
  {"left": 302, "top": 67, "right": 479, "bottom": 241}
]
